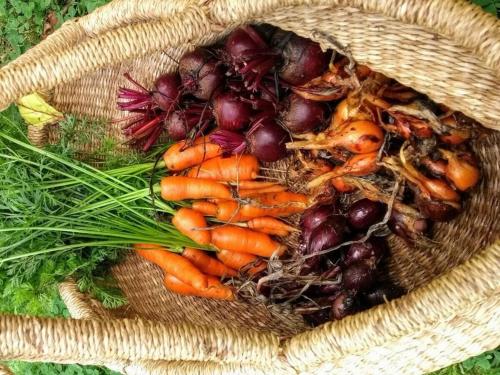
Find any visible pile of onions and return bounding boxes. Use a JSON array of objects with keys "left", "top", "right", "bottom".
[{"left": 296, "top": 198, "right": 404, "bottom": 326}]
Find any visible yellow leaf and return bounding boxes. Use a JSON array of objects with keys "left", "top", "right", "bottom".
[{"left": 17, "top": 92, "right": 63, "bottom": 127}]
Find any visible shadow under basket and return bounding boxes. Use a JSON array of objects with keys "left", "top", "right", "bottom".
[{"left": 0, "top": 0, "right": 498, "bottom": 374}]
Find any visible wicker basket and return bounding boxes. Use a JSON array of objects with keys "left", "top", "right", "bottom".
[{"left": 0, "top": 0, "right": 498, "bottom": 374}]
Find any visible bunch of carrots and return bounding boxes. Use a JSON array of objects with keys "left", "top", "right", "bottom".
[{"left": 135, "top": 136, "right": 308, "bottom": 299}]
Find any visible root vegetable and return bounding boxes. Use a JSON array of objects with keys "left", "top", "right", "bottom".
[
  {"left": 331, "top": 291, "right": 358, "bottom": 320},
  {"left": 307, "top": 152, "right": 379, "bottom": 188},
  {"left": 287, "top": 120, "right": 384, "bottom": 154},
  {"left": 163, "top": 138, "right": 222, "bottom": 171},
  {"left": 347, "top": 198, "right": 386, "bottom": 230},
  {"left": 164, "top": 274, "right": 234, "bottom": 300},
  {"left": 344, "top": 238, "right": 387, "bottom": 268},
  {"left": 192, "top": 201, "right": 218, "bottom": 216},
  {"left": 244, "top": 216, "right": 297, "bottom": 236},
  {"left": 160, "top": 176, "right": 232, "bottom": 201},
  {"left": 440, "top": 149, "right": 480, "bottom": 191},
  {"left": 187, "top": 154, "right": 259, "bottom": 181},
  {"left": 211, "top": 225, "right": 286, "bottom": 257},
  {"left": 179, "top": 48, "right": 224, "bottom": 100},
  {"left": 342, "top": 259, "right": 376, "bottom": 291},
  {"left": 210, "top": 118, "right": 290, "bottom": 162},
  {"left": 135, "top": 243, "right": 208, "bottom": 289},
  {"left": 279, "top": 34, "right": 328, "bottom": 86},
  {"left": 172, "top": 208, "right": 211, "bottom": 245},
  {"left": 216, "top": 249, "right": 267, "bottom": 275},
  {"left": 281, "top": 93, "right": 326, "bottom": 134},
  {"left": 182, "top": 248, "right": 237, "bottom": 277},
  {"left": 213, "top": 92, "right": 252, "bottom": 131}
]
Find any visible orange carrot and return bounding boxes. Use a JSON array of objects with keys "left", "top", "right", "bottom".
[
  {"left": 163, "top": 137, "right": 222, "bottom": 171},
  {"left": 215, "top": 200, "right": 245, "bottom": 222},
  {"left": 250, "top": 191, "right": 309, "bottom": 207},
  {"left": 226, "top": 180, "right": 278, "bottom": 189},
  {"left": 211, "top": 225, "right": 286, "bottom": 257},
  {"left": 164, "top": 274, "right": 234, "bottom": 300},
  {"left": 244, "top": 217, "right": 297, "bottom": 236},
  {"left": 187, "top": 154, "right": 259, "bottom": 181},
  {"left": 182, "top": 248, "right": 237, "bottom": 277},
  {"left": 216, "top": 200, "right": 306, "bottom": 222},
  {"left": 160, "top": 176, "right": 232, "bottom": 201},
  {"left": 192, "top": 201, "right": 218, "bottom": 216},
  {"left": 134, "top": 243, "right": 207, "bottom": 289},
  {"left": 236, "top": 185, "right": 287, "bottom": 198},
  {"left": 172, "top": 208, "right": 211, "bottom": 245},
  {"left": 216, "top": 249, "right": 267, "bottom": 275}
]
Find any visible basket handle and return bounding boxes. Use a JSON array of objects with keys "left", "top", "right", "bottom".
[{"left": 0, "top": 314, "right": 282, "bottom": 366}]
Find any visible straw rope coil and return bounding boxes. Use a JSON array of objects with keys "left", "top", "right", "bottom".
[{"left": 0, "top": 0, "right": 499, "bottom": 374}]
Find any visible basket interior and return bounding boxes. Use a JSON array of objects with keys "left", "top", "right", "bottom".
[{"left": 34, "top": 23, "right": 500, "bottom": 338}]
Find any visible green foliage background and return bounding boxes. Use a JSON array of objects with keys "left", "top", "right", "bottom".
[{"left": 0, "top": 0, "right": 498, "bottom": 374}]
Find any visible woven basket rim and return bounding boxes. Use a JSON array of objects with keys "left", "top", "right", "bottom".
[{"left": 0, "top": 0, "right": 499, "bottom": 374}]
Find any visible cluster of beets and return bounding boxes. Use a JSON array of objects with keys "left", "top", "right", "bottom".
[
  {"left": 296, "top": 198, "right": 404, "bottom": 326},
  {"left": 117, "top": 25, "right": 330, "bottom": 154}
]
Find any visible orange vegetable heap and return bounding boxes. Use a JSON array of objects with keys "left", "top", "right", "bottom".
[{"left": 136, "top": 137, "right": 307, "bottom": 300}]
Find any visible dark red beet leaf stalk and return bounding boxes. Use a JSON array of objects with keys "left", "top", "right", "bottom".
[
  {"left": 117, "top": 73, "right": 182, "bottom": 150},
  {"left": 225, "top": 26, "right": 280, "bottom": 91}
]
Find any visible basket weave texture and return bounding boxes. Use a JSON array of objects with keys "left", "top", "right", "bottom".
[{"left": 0, "top": 0, "right": 499, "bottom": 374}]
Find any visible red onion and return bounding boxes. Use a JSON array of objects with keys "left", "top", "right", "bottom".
[
  {"left": 347, "top": 198, "right": 386, "bottom": 230},
  {"left": 213, "top": 92, "right": 252, "bottom": 131},
  {"left": 342, "top": 259, "right": 376, "bottom": 291},
  {"left": 301, "top": 204, "right": 337, "bottom": 245},
  {"left": 330, "top": 291, "right": 358, "bottom": 320},
  {"left": 343, "top": 237, "right": 387, "bottom": 268},
  {"left": 416, "top": 197, "right": 460, "bottom": 222},
  {"left": 362, "top": 284, "right": 405, "bottom": 307},
  {"left": 319, "top": 265, "right": 342, "bottom": 295},
  {"left": 281, "top": 93, "right": 326, "bottom": 134},
  {"left": 307, "top": 216, "right": 346, "bottom": 255},
  {"left": 179, "top": 48, "right": 224, "bottom": 100},
  {"left": 300, "top": 216, "right": 346, "bottom": 274},
  {"left": 388, "top": 209, "right": 428, "bottom": 242},
  {"left": 279, "top": 34, "right": 328, "bottom": 86},
  {"left": 302, "top": 307, "right": 331, "bottom": 326}
]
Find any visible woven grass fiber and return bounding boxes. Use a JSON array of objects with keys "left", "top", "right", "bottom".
[{"left": 0, "top": 0, "right": 498, "bottom": 374}]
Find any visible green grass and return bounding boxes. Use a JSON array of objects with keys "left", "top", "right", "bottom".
[
  {"left": 430, "top": 349, "right": 500, "bottom": 375},
  {"left": 0, "top": 0, "right": 109, "bottom": 65},
  {"left": 0, "top": 0, "right": 498, "bottom": 374},
  {"left": 472, "top": 0, "right": 500, "bottom": 15}
]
